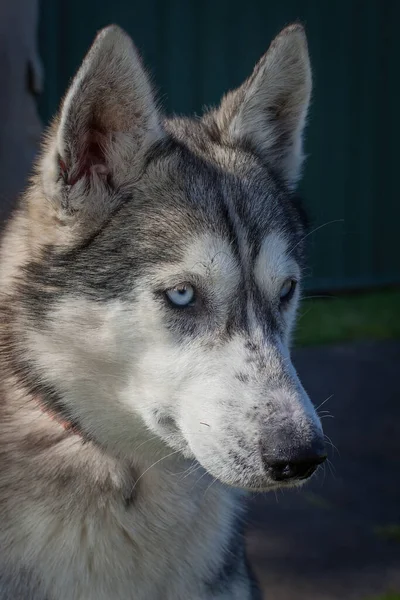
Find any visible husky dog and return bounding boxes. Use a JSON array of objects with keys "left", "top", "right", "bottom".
[{"left": 0, "top": 22, "right": 326, "bottom": 600}]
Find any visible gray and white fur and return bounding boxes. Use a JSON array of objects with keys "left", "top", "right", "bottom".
[{"left": 0, "top": 23, "right": 325, "bottom": 599}]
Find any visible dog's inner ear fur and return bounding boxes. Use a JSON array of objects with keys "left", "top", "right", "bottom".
[
  {"left": 205, "top": 24, "right": 312, "bottom": 188},
  {"left": 52, "top": 25, "right": 162, "bottom": 193}
]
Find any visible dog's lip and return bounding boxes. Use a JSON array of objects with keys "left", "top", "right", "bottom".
[
  {"left": 227, "top": 480, "right": 298, "bottom": 492},
  {"left": 216, "top": 471, "right": 314, "bottom": 493},
  {"left": 251, "top": 479, "right": 306, "bottom": 492}
]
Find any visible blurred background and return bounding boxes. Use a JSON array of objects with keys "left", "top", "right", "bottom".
[{"left": 0, "top": 1, "right": 399, "bottom": 598}]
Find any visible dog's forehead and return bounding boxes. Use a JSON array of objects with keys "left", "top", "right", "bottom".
[
  {"left": 138, "top": 136, "right": 293, "bottom": 243},
  {"left": 137, "top": 147, "right": 298, "bottom": 287}
]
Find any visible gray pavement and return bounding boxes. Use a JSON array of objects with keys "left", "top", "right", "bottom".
[{"left": 247, "top": 340, "right": 400, "bottom": 600}]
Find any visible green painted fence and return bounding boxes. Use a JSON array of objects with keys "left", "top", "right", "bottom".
[{"left": 38, "top": 0, "right": 400, "bottom": 292}]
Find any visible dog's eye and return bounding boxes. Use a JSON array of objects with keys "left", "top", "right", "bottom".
[
  {"left": 165, "top": 284, "right": 195, "bottom": 307},
  {"left": 279, "top": 279, "right": 297, "bottom": 303}
]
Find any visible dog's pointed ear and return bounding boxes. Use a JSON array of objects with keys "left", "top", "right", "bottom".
[
  {"left": 43, "top": 25, "right": 163, "bottom": 208},
  {"left": 205, "top": 24, "right": 311, "bottom": 188}
]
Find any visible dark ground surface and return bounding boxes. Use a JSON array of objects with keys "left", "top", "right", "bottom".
[{"left": 246, "top": 340, "right": 400, "bottom": 600}]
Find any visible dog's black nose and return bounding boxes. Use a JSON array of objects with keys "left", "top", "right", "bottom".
[
  {"left": 266, "top": 453, "right": 326, "bottom": 482},
  {"left": 262, "top": 429, "right": 327, "bottom": 482}
]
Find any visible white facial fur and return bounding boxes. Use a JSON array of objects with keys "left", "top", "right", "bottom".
[{"left": 24, "top": 231, "right": 322, "bottom": 490}]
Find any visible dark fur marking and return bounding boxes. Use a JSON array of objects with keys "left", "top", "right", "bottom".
[
  {"left": 123, "top": 465, "right": 138, "bottom": 508},
  {"left": 142, "top": 135, "right": 180, "bottom": 171},
  {"left": 235, "top": 372, "right": 249, "bottom": 384},
  {"left": 224, "top": 293, "right": 248, "bottom": 339},
  {"left": 244, "top": 340, "right": 258, "bottom": 353}
]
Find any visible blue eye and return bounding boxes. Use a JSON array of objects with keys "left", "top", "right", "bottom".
[
  {"left": 280, "top": 279, "right": 297, "bottom": 302},
  {"left": 166, "top": 284, "right": 195, "bottom": 307}
]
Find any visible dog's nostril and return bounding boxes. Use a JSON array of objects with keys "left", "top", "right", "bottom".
[{"left": 267, "top": 456, "right": 326, "bottom": 482}]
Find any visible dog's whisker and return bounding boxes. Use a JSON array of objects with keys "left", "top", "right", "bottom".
[
  {"left": 326, "top": 458, "right": 337, "bottom": 479},
  {"left": 190, "top": 467, "right": 210, "bottom": 491},
  {"left": 296, "top": 306, "right": 315, "bottom": 321},
  {"left": 203, "top": 477, "right": 218, "bottom": 498},
  {"left": 316, "top": 395, "right": 334, "bottom": 411},
  {"left": 132, "top": 435, "right": 165, "bottom": 452},
  {"left": 288, "top": 219, "right": 345, "bottom": 256},
  {"left": 320, "top": 462, "right": 327, "bottom": 486},
  {"left": 129, "top": 449, "right": 183, "bottom": 495},
  {"left": 179, "top": 463, "right": 203, "bottom": 481},
  {"left": 324, "top": 435, "right": 340, "bottom": 457},
  {"left": 185, "top": 464, "right": 204, "bottom": 481},
  {"left": 172, "top": 461, "right": 198, "bottom": 477}
]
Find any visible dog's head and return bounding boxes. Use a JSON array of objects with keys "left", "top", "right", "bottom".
[{"left": 17, "top": 25, "right": 325, "bottom": 490}]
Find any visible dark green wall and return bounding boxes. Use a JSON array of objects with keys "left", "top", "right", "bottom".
[{"left": 39, "top": 0, "right": 400, "bottom": 292}]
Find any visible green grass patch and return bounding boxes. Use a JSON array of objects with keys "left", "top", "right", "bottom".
[
  {"left": 374, "top": 524, "right": 400, "bottom": 542},
  {"left": 295, "top": 289, "right": 400, "bottom": 346}
]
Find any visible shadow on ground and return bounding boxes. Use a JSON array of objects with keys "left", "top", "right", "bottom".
[{"left": 246, "top": 340, "right": 400, "bottom": 600}]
